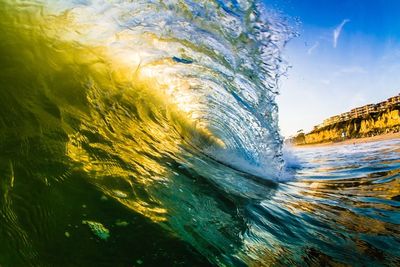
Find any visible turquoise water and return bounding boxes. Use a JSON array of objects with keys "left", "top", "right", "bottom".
[{"left": 0, "top": 0, "right": 399, "bottom": 266}]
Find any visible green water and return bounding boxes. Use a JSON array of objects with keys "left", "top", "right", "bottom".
[
  {"left": 1, "top": 1, "right": 399, "bottom": 266},
  {"left": 0, "top": 3, "right": 210, "bottom": 265}
]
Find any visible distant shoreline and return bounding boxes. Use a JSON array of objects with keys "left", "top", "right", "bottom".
[{"left": 291, "top": 132, "right": 400, "bottom": 148}]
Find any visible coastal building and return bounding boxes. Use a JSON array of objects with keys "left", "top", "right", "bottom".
[
  {"left": 291, "top": 92, "right": 400, "bottom": 145},
  {"left": 376, "top": 101, "right": 389, "bottom": 112},
  {"left": 311, "top": 92, "right": 400, "bottom": 130},
  {"left": 323, "top": 115, "right": 340, "bottom": 127},
  {"left": 340, "top": 112, "right": 352, "bottom": 121},
  {"left": 365, "top": 104, "right": 377, "bottom": 113},
  {"left": 351, "top": 104, "right": 376, "bottom": 118},
  {"left": 387, "top": 94, "right": 400, "bottom": 105}
]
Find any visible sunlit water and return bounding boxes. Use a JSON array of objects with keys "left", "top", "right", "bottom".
[
  {"left": 282, "top": 140, "right": 400, "bottom": 266},
  {"left": 0, "top": 0, "right": 399, "bottom": 266}
]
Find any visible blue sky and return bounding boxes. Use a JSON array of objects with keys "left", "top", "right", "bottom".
[{"left": 264, "top": 0, "right": 400, "bottom": 136}]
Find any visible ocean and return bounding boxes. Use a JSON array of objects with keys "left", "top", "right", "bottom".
[{"left": 0, "top": 0, "right": 399, "bottom": 266}]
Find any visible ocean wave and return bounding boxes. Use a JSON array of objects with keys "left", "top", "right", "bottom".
[
  {"left": 43, "top": 0, "right": 290, "bottom": 173},
  {"left": 0, "top": 0, "right": 291, "bottom": 265},
  {"left": 1, "top": 2, "right": 399, "bottom": 266}
]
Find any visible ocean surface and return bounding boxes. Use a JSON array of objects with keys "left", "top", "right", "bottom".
[{"left": 0, "top": 0, "right": 399, "bottom": 266}]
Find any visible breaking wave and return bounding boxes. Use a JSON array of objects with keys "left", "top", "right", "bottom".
[{"left": 0, "top": 0, "right": 298, "bottom": 265}]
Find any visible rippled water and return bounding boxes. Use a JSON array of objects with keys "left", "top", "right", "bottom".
[
  {"left": 0, "top": 0, "right": 399, "bottom": 266},
  {"left": 281, "top": 140, "right": 400, "bottom": 266}
]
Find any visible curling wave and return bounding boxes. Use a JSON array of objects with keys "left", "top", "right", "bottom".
[
  {"left": 1, "top": 1, "right": 400, "bottom": 267},
  {"left": 0, "top": 0, "right": 292, "bottom": 265},
  {"left": 46, "top": 0, "right": 289, "bottom": 174}
]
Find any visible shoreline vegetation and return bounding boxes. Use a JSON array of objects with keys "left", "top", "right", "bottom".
[
  {"left": 287, "top": 93, "right": 400, "bottom": 147},
  {"left": 291, "top": 132, "right": 400, "bottom": 148}
]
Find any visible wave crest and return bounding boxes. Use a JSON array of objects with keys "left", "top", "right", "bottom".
[{"left": 40, "top": 0, "right": 291, "bottom": 175}]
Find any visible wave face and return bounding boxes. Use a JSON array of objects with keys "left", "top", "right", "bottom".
[
  {"left": 44, "top": 0, "right": 288, "bottom": 174},
  {"left": 0, "top": 0, "right": 290, "bottom": 265},
  {"left": 1, "top": 1, "right": 400, "bottom": 266}
]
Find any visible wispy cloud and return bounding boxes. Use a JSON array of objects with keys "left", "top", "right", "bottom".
[
  {"left": 307, "top": 41, "right": 320, "bottom": 55},
  {"left": 333, "top": 19, "right": 350, "bottom": 48},
  {"left": 333, "top": 66, "right": 367, "bottom": 77}
]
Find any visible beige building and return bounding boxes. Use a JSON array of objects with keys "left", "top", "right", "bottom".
[
  {"left": 376, "top": 101, "right": 388, "bottom": 112},
  {"left": 313, "top": 92, "right": 399, "bottom": 130},
  {"left": 350, "top": 104, "right": 376, "bottom": 118},
  {"left": 387, "top": 94, "right": 400, "bottom": 105}
]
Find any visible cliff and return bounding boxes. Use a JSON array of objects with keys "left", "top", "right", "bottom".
[{"left": 292, "top": 106, "right": 400, "bottom": 145}]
